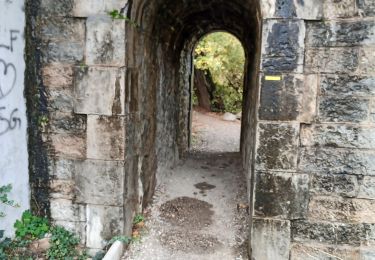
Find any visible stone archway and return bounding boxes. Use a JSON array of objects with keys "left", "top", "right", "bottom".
[{"left": 24, "top": 0, "right": 375, "bottom": 258}]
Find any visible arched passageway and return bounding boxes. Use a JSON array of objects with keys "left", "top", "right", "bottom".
[{"left": 123, "top": 0, "right": 261, "bottom": 257}]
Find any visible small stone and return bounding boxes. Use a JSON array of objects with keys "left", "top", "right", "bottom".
[{"left": 223, "top": 112, "right": 237, "bottom": 121}]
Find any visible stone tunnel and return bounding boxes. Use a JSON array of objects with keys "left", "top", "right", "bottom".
[{"left": 1, "top": 0, "right": 375, "bottom": 258}]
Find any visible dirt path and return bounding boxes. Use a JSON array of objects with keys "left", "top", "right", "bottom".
[
  {"left": 123, "top": 110, "right": 247, "bottom": 260},
  {"left": 191, "top": 110, "right": 241, "bottom": 153}
]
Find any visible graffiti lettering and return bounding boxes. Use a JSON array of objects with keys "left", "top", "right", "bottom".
[
  {"left": 0, "top": 30, "right": 20, "bottom": 52},
  {"left": 0, "top": 59, "right": 17, "bottom": 100},
  {"left": 0, "top": 107, "right": 21, "bottom": 136}
]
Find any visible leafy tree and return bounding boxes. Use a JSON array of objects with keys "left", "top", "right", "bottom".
[{"left": 194, "top": 32, "right": 245, "bottom": 113}]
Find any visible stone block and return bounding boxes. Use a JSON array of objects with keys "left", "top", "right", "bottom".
[
  {"left": 306, "top": 21, "right": 375, "bottom": 47},
  {"left": 256, "top": 123, "right": 299, "bottom": 170},
  {"left": 358, "top": 0, "right": 375, "bottom": 17},
  {"left": 254, "top": 172, "right": 309, "bottom": 219},
  {"left": 75, "top": 160, "right": 124, "bottom": 206},
  {"left": 260, "top": 0, "right": 323, "bottom": 19},
  {"left": 300, "top": 124, "right": 375, "bottom": 149},
  {"left": 292, "top": 220, "right": 375, "bottom": 245},
  {"left": 73, "top": 0, "right": 126, "bottom": 17},
  {"left": 324, "top": 0, "right": 357, "bottom": 18},
  {"left": 371, "top": 101, "right": 375, "bottom": 122},
  {"left": 86, "top": 115, "right": 125, "bottom": 160},
  {"left": 50, "top": 199, "right": 86, "bottom": 222},
  {"left": 49, "top": 158, "right": 75, "bottom": 180},
  {"left": 359, "top": 48, "right": 375, "bottom": 74},
  {"left": 86, "top": 205, "right": 124, "bottom": 249},
  {"left": 305, "top": 48, "right": 359, "bottom": 73},
  {"left": 40, "top": 0, "right": 74, "bottom": 16},
  {"left": 41, "top": 17, "right": 85, "bottom": 41},
  {"left": 40, "top": 18, "right": 85, "bottom": 63},
  {"left": 50, "top": 180, "right": 75, "bottom": 199},
  {"left": 308, "top": 196, "right": 375, "bottom": 223},
  {"left": 74, "top": 66, "right": 125, "bottom": 116},
  {"left": 49, "top": 112, "right": 86, "bottom": 134},
  {"left": 299, "top": 147, "right": 375, "bottom": 176},
  {"left": 42, "top": 65, "right": 74, "bottom": 89},
  {"left": 318, "top": 97, "right": 370, "bottom": 123},
  {"left": 86, "top": 15, "right": 125, "bottom": 66},
  {"left": 311, "top": 173, "right": 359, "bottom": 197},
  {"left": 320, "top": 74, "right": 375, "bottom": 97},
  {"left": 47, "top": 87, "right": 74, "bottom": 113},
  {"left": 259, "top": 74, "right": 317, "bottom": 122},
  {"left": 50, "top": 133, "right": 86, "bottom": 159},
  {"left": 251, "top": 218, "right": 290, "bottom": 260},
  {"left": 361, "top": 247, "right": 375, "bottom": 260},
  {"left": 290, "top": 243, "right": 360, "bottom": 260},
  {"left": 261, "top": 20, "right": 305, "bottom": 73},
  {"left": 358, "top": 176, "right": 375, "bottom": 199}
]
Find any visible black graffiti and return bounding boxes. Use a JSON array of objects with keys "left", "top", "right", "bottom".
[
  {"left": 0, "top": 30, "right": 20, "bottom": 52},
  {"left": 0, "top": 59, "right": 17, "bottom": 100},
  {"left": 0, "top": 107, "right": 21, "bottom": 136}
]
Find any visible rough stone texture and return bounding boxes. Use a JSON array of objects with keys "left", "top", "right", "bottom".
[
  {"left": 305, "top": 48, "right": 359, "bottom": 73},
  {"left": 86, "top": 205, "right": 124, "bottom": 249},
  {"left": 320, "top": 74, "right": 375, "bottom": 97},
  {"left": 301, "top": 124, "right": 375, "bottom": 149},
  {"left": 49, "top": 158, "right": 75, "bottom": 180},
  {"left": 261, "top": 0, "right": 323, "bottom": 20},
  {"left": 358, "top": 176, "right": 375, "bottom": 200},
  {"left": 290, "top": 243, "right": 360, "bottom": 260},
  {"left": 254, "top": 172, "right": 309, "bottom": 219},
  {"left": 358, "top": 0, "right": 375, "bottom": 17},
  {"left": 261, "top": 20, "right": 305, "bottom": 73},
  {"left": 40, "top": 17, "right": 85, "bottom": 64},
  {"left": 73, "top": 0, "right": 126, "bottom": 17},
  {"left": 50, "top": 133, "right": 86, "bottom": 159},
  {"left": 259, "top": 74, "right": 317, "bottom": 122},
  {"left": 74, "top": 160, "right": 124, "bottom": 206},
  {"left": 299, "top": 147, "right": 375, "bottom": 176},
  {"left": 256, "top": 123, "right": 299, "bottom": 170},
  {"left": 50, "top": 199, "right": 86, "bottom": 222},
  {"left": 86, "top": 16, "right": 125, "bottom": 66},
  {"left": 308, "top": 196, "right": 375, "bottom": 223},
  {"left": 251, "top": 218, "right": 290, "bottom": 260},
  {"left": 306, "top": 20, "right": 375, "bottom": 47},
  {"left": 74, "top": 66, "right": 125, "bottom": 116},
  {"left": 42, "top": 65, "right": 74, "bottom": 89},
  {"left": 359, "top": 48, "right": 375, "bottom": 74},
  {"left": 324, "top": 0, "right": 357, "bottom": 18},
  {"left": 310, "top": 173, "right": 359, "bottom": 197},
  {"left": 318, "top": 97, "right": 370, "bottom": 123},
  {"left": 292, "top": 220, "right": 375, "bottom": 246},
  {"left": 86, "top": 115, "right": 125, "bottom": 160}
]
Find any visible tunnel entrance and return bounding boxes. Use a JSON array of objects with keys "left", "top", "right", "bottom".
[
  {"left": 190, "top": 32, "right": 245, "bottom": 153},
  {"left": 124, "top": 0, "right": 261, "bottom": 258}
]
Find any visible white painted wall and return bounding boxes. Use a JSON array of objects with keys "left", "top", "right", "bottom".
[{"left": 0, "top": 0, "right": 29, "bottom": 237}]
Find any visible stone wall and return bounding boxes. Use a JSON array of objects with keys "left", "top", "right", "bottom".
[
  {"left": 25, "top": 0, "right": 129, "bottom": 253},
  {"left": 251, "top": 0, "right": 375, "bottom": 259},
  {"left": 0, "top": 0, "right": 29, "bottom": 237},
  {"left": 24, "top": 0, "right": 375, "bottom": 257}
]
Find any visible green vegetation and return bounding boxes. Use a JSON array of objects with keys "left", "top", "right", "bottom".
[
  {"left": 0, "top": 210, "right": 86, "bottom": 259},
  {"left": 194, "top": 32, "right": 245, "bottom": 113},
  {"left": 47, "top": 226, "right": 87, "bottom": 260},
  {"left": 0, "top": 184, "right": 19, "bottom": 218},
  {"left": 133, "top": 214, "right": 145, "bottom": 225},
  {"left": 14, "top": 210, "right": 49, "bottom": 240}
]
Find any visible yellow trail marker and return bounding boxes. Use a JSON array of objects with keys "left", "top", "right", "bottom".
[{"left": 265, "top": 75, "right": 282, "bottom": 81}]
